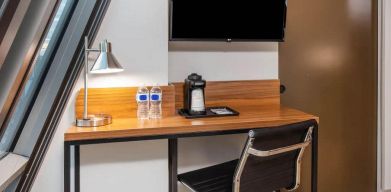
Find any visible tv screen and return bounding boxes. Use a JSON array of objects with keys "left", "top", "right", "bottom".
[{"left": 170, "top": 0, "right": 287, "bottom": 42}]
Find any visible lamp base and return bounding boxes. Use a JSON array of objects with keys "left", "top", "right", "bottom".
[{"left": 76, "top": 114, "right": 112, "bottom": 127}]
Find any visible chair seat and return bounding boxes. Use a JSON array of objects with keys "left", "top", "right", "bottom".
[{"left": 178, "top": 159, "right": 239, "bottom": 192}]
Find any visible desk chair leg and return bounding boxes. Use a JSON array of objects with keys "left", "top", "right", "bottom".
[
  {"left": 75, "top": 145, "right": 80, "bottom": 192},
  {"left": 64, "top": 143, "right": 71, "bottom": 192},
  {"left": 169, "top": 138, "right": 178, "bottom": 192},
  {"left": 311, "top": 126, "right": 318, "bottom": 192}
]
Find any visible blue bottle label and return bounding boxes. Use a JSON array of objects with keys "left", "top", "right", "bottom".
[
  {"left": 136, "top": 94, "right": 149, "bottom": 101},
  {"left": 150, "top": 93, "right": 162, "bottom": 101}
]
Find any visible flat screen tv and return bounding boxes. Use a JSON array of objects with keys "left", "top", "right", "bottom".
[{"left": 169, "top": 0, "right": 287, "bottom": 42}]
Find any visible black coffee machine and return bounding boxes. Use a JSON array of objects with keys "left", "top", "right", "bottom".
[{"left": 184, "top": 73, "right": 206, "bottom": 115}]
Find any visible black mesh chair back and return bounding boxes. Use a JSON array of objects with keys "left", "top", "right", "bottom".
[
  {"left": 233, "top": 120, "right": 317, "bottom": 192},
  {"left": 177, "top": 120, "right": 317, "bottom": 192}
]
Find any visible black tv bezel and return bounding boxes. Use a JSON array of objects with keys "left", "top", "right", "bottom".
[{"left": 169, "top": 0, "right": 287, "bottom": 42}]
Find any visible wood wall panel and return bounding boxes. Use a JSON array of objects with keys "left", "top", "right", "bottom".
[
  {"left": 172, "top": 80, "right": 280, "bottom": 109},
  {"left": 76, "top": 85, "right": 176, "bottom": 118},
  {"left": 75, "top": 80, "right": 280, "bottom": 119}
]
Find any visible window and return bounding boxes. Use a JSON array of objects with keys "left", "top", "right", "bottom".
[
  {"left": 0, "top": 0, "right": 111, "bottom": 191},
  {"left": 0, "top": 0, "right": 7, "bottom": 17},
  {"left": 0, "top": 0, "right": 74, "bottom": 160}
]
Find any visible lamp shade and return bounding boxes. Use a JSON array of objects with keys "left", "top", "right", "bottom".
[{"left": 90, "top": 40, "right": 123, "bottom": 74}]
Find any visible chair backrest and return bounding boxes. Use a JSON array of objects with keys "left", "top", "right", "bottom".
[{"left": 233, "top": 120, "right": 317, "bottom": 192}]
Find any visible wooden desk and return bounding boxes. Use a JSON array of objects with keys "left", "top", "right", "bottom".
[{"left": 64, "top": 80, "right": 318, "bottom": 192}]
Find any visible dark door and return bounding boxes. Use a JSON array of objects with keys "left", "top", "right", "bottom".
[{"left": 279, "top": 0, "right": 377, "bottom": 191}]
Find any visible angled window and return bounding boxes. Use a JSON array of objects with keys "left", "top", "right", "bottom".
[
  {"left": 0, "top": 0, "right": 7, "bottom": 17},
  {"left": 0, "top": 0, "right": 74, "bottom": 159},
  {"left": 0, "top": 0, "right": 111, "bottom": 191},
  {"left": 0, "top": 0, "right": 27, "bottom": 70}
]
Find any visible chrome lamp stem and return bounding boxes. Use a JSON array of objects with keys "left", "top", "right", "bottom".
[
  {"left": 83, "top": 36, "right": 100, "bottom": 120},
  {"left": 76, "top": 36, "right": 122, "bottom": 127},
  {"left": 83, "top": 37, "right": 89, "bottom": 120}
]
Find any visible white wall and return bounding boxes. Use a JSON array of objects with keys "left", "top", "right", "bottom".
[
  {"left": 89, "top": 0, "right": 168, "bottom": 87},
  {"left": 31, "top": 0, "right": 278, "bottom": 191},
  {"left": 169, "top": 42, "right": 277, "bottom": 192},
  {"left": 381, "top": 0, "right": 391, "bottom": 191},
  {"left": 168, "top": 42, "right": 278, "bottom": 82}
]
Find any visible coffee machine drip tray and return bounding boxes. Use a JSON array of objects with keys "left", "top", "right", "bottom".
[{"left": 178, "top": 107, "right": 240, "bottom": 119}]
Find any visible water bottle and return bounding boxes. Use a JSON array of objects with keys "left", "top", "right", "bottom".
[
  {"left": 149, "top": 84, "right": 162, "bottom": 119},
  {"left": 136, "top": 85, "right": 149, "bottom": 120}
]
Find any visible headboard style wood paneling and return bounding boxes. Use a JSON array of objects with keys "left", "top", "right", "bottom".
[
  {"left": 76, "top": 85, "right": 176, "bottom": 118},
  {"left": 75, "top": 80, "right": 280, "bottom": 119},
  {"left": 172, "top": 80, "right": 280, "bottom": 109}
]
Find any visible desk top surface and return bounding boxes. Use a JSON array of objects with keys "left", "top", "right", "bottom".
[{"left": 65, "top": 104, "right": 318, "bottom": 142}]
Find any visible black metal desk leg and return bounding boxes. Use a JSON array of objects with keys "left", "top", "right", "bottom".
[
  {"left": 311, "top": 126, "right": 318, "bottom": 192},
  {"left": 64, "top": 143, "right": 71, "bottom": 192},
  {"left": 75, "top": 145, "right": 80, "bottom": 192},
  {"left": 169, "top": 138, "right": 178, "bottom": 192}
]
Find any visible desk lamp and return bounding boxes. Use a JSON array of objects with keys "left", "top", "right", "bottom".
[{"left": 76, "top": 36, "right": 124, "bottom": 127}]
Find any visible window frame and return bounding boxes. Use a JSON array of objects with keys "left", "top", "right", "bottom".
[
  {"left": 0, "top": 0, "right": 59, "bottom": 141},
  {"left": 0, "top": 0, "right": 20, "bottom": 44},
  {"left": 0, "top": 0, "right": 75, "bottom": 156},
  {"left": 14, "top": 0, "right": 111, "bottom": 191},
  {"left": 0, "top": 0, "right": 27, "bottom": 70},
  {"left": 0, "top": 153, "right": 28, "bottom": 191},
  {"left": 0, "top": 0, "right": 111, "bottom": 191}
]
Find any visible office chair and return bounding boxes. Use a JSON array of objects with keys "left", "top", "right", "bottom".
[{"left": 178, "top": 120, "right": 317, "bottom": 192}]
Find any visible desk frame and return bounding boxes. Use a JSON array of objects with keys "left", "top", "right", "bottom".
[{"left": 64, "top": 126, "right": 318, "bottom": 192}]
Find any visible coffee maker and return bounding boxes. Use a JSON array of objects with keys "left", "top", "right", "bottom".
[{"left": 183, "top": 73, "right": 206, "bottom": 115}]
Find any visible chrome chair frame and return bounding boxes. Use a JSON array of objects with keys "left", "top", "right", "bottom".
[{"left": 233, "top": 126, "right": 314, "bottom": 192}]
